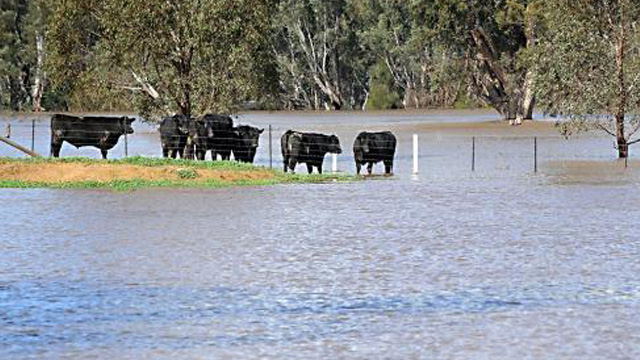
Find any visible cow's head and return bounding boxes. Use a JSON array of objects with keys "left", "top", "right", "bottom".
[
  {"left": 174, "top": 115, "right": 190, "bottom": 135},
  {"left": 121, "top": 116, "right": 136, "bottom": 134},
  {"left": 187, "top": 118, "right": 212, "bottom": 140},
  {"left": 327, "top": 134, "right": 342, "bottom": 154},
  {"left": 357, "top": 134, "right": 370, "bottom": 154},
  {"left": 235, "top": 126, "right": 264, "bottom": 148},
  {"left": 204, "top": 120, "right": 214, "bottom": 138}
]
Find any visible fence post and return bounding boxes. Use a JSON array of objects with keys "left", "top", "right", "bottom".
[
  {"left": 269, "top": 124, "right": 273, "bottom": 169},
  {"left": 472, "top": 136, "right": 476, "bottom": 172},
  {"left": 31, "top": 119, "right": 35, "bottom": 152},
  {"left": 534, "top": 137, "right": 538, "bottom": 173},
  {"left": 124, "top": 132, "right": 128, "bottom": 158},
  {"left": 412, "top": 134, "right": 419, "bottom": 175},
  {"left": 332, "top": 153, "right": 338, "bottom": 173}
]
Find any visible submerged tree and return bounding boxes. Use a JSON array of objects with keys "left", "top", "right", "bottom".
[
  {"left": 46, "top": 0, "right": 278, "bottom": 118},
  {"left": 532, "top": 0, "right": 640, "bottom": 158}
]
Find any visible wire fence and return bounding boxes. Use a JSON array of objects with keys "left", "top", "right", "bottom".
[{"left": 0, "top": 118, "right": 634, "bottom": 176}]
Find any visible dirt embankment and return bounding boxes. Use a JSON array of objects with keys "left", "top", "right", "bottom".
[{"left": 0, "top": 162, "right": 275, "bottom": 183}]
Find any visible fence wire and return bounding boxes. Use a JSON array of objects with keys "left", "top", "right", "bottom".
[{"left": 0, "top": 119, "right": 633, "bottom": 175}]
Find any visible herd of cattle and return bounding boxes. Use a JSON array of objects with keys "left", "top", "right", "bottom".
[{"left": 49, "top": 114, "right": 397, "bottom": 175}]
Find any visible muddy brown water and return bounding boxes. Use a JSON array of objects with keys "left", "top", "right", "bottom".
[{"left": 1, "top": 111, "right": 640, "bottom": 359}]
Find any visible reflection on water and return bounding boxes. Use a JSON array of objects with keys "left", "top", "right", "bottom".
[{"left": 2, "top": 112, "right": 640, "bottom": 359}]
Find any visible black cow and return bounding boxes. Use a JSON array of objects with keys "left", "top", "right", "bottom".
[
  {"left": 281, "top": 130, "right": 342, "bottom": 174},
  {"left": 50, "top": 114, "right": 135, "bottom": 159},
  {"left": 202, "top": 114, "right": 235, "bottom": 160},
  {"left": 159, "top": 114, "right": 189, "bottom": 159},
  {"left": 353, "top": 131, "right": 397, "bottom": 175},
  {"left": 184, "top": 117, "right": 214, "bottom": 160},
  {"left": 232, "top": 125, "right": 264, "bottom": 163}
]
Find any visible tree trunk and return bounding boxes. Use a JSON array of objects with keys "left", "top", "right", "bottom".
[
  {"left": 521, "top": 6, "right": 537, "bottom": 121},
  {"left": 615, "top": 10, "right": 628, "bottom": 159},
  {"left": 469, "top": 28, "right": 518, "bottom": 120},
  {"left": 522, "top": 72, "right": 536, "bottom": 120},
  {"left": 31, "top": 33, "right": 45, "bottom": 112},
  {"left": 616, "top": 113, "right": 628, "bottom": 158}
]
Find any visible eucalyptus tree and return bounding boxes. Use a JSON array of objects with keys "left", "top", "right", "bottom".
[
  {"left": 355, "top": 0, "right": 418, "bottom": 108},
  {"left": 532, "top": 0, "right": 640, "bottom": 158},
  {"left": 274, "top": 0, "right": 368, "bottom": 110},
  {"left": 46, "top": 0, "right": 278, "bottom": 118},
  {"left": 435, "top": 0, "right": 541, "bottom": 122},
  {"left": 354, "top": 0, "right": 470, "bottom": 109},
  {"left": 0, "top": 0, "right": 47, "bottom": 111}
]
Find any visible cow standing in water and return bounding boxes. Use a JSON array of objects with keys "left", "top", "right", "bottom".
[
  {"left": 159, "top": 114, "right": 189, "bottom": 159},
  {"left": 353, "top": 131, "right": 397, "bottom": 175},
  {"left": 232, "top": 125, "right": 264, "bottom": 163},
  {"left": 50, "top": 114, "right": 135, "bottom": 159},
  {"left": 281, "top": 130, "right": 342, "bottom": 174}
]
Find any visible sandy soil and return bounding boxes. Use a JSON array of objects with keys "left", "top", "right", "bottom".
[{"left": 0, "top": 162, "right": 275, "bottom": 183}]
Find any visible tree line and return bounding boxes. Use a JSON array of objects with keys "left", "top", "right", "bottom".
[{"left": 1, "top": 0, "right": 639, "bottom": 157}]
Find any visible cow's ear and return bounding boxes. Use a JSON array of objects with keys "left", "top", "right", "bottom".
[{"left": 259, "top": 128, "right": 264, "bottom": 134}]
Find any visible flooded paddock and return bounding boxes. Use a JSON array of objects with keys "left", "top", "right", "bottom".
[{"left": 1, "top": 111, "right": 640, "bottom": 359}]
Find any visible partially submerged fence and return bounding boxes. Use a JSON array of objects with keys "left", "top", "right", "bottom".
[{"left": 0, "top": 118, "right": 632, "bottom": 175}]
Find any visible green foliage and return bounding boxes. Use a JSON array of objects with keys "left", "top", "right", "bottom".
[
  {"left": 531, "top": 0, "right": 640, "bottom": 152},
  {"left": 46, "top": 0, "right": 279, "bottom": 118},
  {"left": 175, "top": 168, "right": 198, "bottom": 180},
  {"left": 366, "top": 62, "right": 399, "bottom": 110},
  {"left": 274, "top": 0, "right": 369, "bottom": 110},
  {"left": 0, "top": 0, "right": 48, "bottom": 110},
  {"left": 0, "top": 0, "right": 594, "bottom": 119}
]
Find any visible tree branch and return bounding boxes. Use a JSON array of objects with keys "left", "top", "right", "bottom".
[
  {"left": 130, "top": 69, "right": 160, "bottom": 99},
  {"left": 597, "top": 123, "right": 617, "bottom": 137}
]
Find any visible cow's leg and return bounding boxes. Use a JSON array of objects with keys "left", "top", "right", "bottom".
[
  {"left": 195, "top": 146, "right": 205, "bottom": 161},
  {"left": 283, "top": 156, "right": 289, "bottom": 172},
  {"left": 177, "top": 147, "right": 184, "bottom": 159},
  {"left": 51, "top": 139, "right": 62, "bottom": 158},
  {"left": 184, "top": 139, "right": 194, "bottom": 160},
  {"left": 288, "top": 158, "right": 297, "bottom": 173},
  {"left": 101, "top": 149, "right": 108, "bottom": 160},
  {"left": 384, "top": 160, "right": 393, "bottom": 175},
  {"left": 317, "top": 163, "right": 323, "bottom": 174},
  {"left": 306, "top": 163, "right": 313, "bottom": 174},
  {"left": 356, "top": 161, "right": 362, "bottom": 175},
  {"left": 162, "top": 145, "right": 169, "bottom": 158},
  {"left": 367, "top": 162, "right": 373, "bottom": 175}
]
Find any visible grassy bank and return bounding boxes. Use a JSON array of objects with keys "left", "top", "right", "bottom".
[{"left": 0, "top": 157, "right": 353, "bottom": 191}]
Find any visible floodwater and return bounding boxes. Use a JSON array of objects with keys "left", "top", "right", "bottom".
[{"left": 2, "top": 111, "right": 640, "bottom": 359}]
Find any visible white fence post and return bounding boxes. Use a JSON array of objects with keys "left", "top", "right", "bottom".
[
  {"left": 412, "top": 134, "right": 419, "bottom": 175},
  {"left": 332, "top": 153, "right": 338, "bottom": 173}
]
